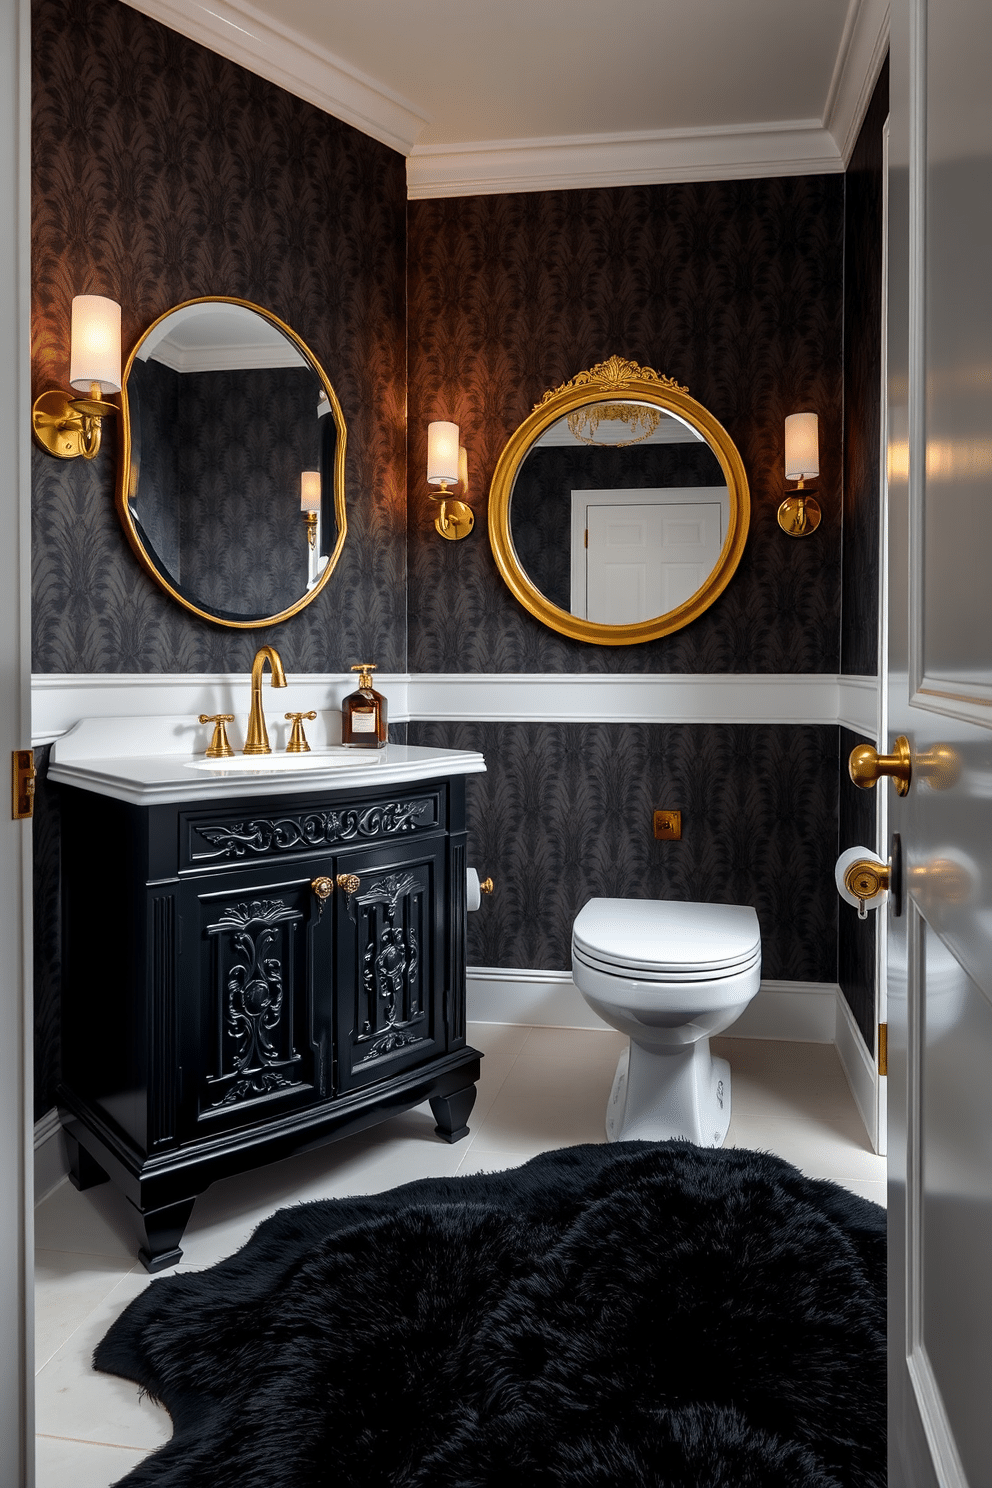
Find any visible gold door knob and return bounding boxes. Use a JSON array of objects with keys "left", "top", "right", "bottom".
[
  {"left": 311, "top": 876, "right": 334, "bottom": 902},
  {"left": 285, "top": 710, "right": 317, "bottom": 753},
  {"left": 479, "top": 877, "right": 494, "bottom": 895},
  {"left": 848, "top": 736, "right": 912, "bottom": 795},
  {"left": 199, "top": 714, "right": 235, "bottom": 758},
  {"left": 336, "top": 873, "right": 361, "bottom": 895}
]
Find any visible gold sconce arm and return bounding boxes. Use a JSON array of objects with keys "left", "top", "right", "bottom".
[{"left": 32, "top": 387, "right": 118, "bottom": 461}]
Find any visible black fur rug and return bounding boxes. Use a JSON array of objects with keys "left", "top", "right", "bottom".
[{"left": 95, "top": 1142, "right": 885, "bottom": 1487}]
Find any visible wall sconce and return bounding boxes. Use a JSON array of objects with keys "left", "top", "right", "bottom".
[
  {"left": 32, "top": 295, "right": 121, "bottom": 460},
  {"left": 778, "top": 411, "right": 820, "bottom": 536},
  {"left": 427, "top": 420, "right": 474, "bottom": 540},
  {"left": 300, "top": 470, "right": 321, "bottom": 548}
]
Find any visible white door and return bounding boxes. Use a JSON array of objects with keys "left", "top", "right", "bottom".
[
  {"left": 570, "top": 487, "right": 726, "bottom": 623},
  {"left": 0, "top": 0, "right": 34, "bottom": 1483},
  {"left": 884, "top": 1, "right": 992, "bottom": 1482}
]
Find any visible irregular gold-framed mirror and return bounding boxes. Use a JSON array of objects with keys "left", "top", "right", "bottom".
[
  {"left": 116, "top": 296, "right": 347, "bottom": 628},
  {"left": 488, "top": 357, "right": 749, "bottom": 645}
]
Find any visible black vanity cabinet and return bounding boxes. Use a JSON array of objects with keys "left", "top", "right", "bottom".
[{"left": 57, "top": 771, "right": 481, "bottom": 1271}]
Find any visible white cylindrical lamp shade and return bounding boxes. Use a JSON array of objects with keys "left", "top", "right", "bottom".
[
  {"left": 69, "top": 295, "right": 122, "bottom": 394},
  {"left": 300, "top": 470, "right": 322, "bottom": 512},
  {"left": 784, "top": 412, "right": 819, "bottom": 481},
  {"left": 427, "top": 421, "right": 459, "bottom": 485}
]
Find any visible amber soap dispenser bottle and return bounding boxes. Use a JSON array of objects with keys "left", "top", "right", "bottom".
[{"left": 341, "top": 663, "right": 387, "bottom": 748}]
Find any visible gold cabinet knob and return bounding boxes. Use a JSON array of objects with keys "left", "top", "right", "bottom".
[
  {"left": 285, "top": 710, "right": 317, "bottom": 753},
  {"left": 336, "top": 873, "right": 361, "bottom": 895},
  {"left": 849, "top": 736, "right": 912, "bottom": 795},
  {"left": 479, "top": 877, "right": 494, "bottom": 895},
  {"left": 199, "top": 714, "right": 235, "bottom": 758},
  {"left": 311, "top": 876, "right": 334, "bottom": 902}
]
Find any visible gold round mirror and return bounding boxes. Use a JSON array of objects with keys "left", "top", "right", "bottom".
[
  {"left": 116, "top": 296, "right": 347, "bottom": 628},
  {"left": 488, "top": 358, "right": 749, "bottom": 645}
]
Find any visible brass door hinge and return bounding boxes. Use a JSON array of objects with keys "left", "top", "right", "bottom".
[
  {"left": 12, "top": 750, "right": 35, "bottom": 820},
  {"left": 878, "top": 1022, "right": 888, "bottom": 1077}
]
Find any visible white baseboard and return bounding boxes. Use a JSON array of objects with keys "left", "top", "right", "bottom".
[
  {"left": 33, "top": 1108, "right": 67, "bottom": 1203},
  {"left": 467, "top": 968, "right": 839, "bottom": 1043},
  {"left": 834, "top": 989, "right": 879, "bottom": 1151}
]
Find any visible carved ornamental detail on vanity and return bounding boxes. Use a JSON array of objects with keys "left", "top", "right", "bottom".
[
  {"left": 191, "top": 797, "right": 437, "bottom": 861},
  {"left": 357, "top": 872, "right": 425, "bottom": 1063},
  {"left": 206, "top": 899, "right": 303, "bottom": 1108}
]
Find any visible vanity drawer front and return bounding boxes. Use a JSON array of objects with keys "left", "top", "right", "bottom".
[
  {"left": 180, "top": 789, "right": 444, "bottom": 873},
  {"left": 176, "top": 867, "right": 333, "bottom": 1140}
]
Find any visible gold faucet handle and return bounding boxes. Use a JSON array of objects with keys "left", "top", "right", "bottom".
[
  {"left": 848, "top": 736, "right": 912, "bottom": 795},
  {"left": 199, "top": 714, "right": 235, "bottom": 759},
  {"left": 285, "top": 711, "right": 317, "bottom": 753}
]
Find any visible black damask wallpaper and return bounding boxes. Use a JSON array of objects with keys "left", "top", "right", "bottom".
[
  {"left": 838, "top": 728, "right": 879, "bottom": 1051},
  {"left": 410, "top": 721, "right": 839, "bottom": 981},
  {"left": 842, "top": 61, "right": 888, "bottom": 676},
  {"left": 406, "top": 176, "right": 845, "bottom": 673},
  {"left": 31, "top": 0, "right": 407, "bottom": 672}
]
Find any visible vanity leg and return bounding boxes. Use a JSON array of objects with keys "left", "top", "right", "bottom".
[
  {"left": 65, "top": 1133, "right": 110, "bottom": 1192},
  {"left": 429, "top": 1083, "right": 478, "bottom": 1144},
  {"left": 135, "top": 1199, "right": 196, "bottom": 1273}
]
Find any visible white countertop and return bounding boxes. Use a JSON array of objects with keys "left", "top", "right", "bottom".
[{"left": 48, "top": 716, "right": 486, "bottom": 806}]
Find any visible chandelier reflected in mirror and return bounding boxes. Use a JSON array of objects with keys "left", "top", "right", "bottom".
[{"left": 566, "top": 400, "right": 662, "bottom": 448}]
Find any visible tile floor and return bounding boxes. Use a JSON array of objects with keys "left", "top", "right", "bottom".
[{"left": 34, "top": 1024, "right": 886, "bottom": 1487}]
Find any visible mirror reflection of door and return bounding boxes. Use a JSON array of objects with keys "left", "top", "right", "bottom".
[{"left": 570, "top": 488, "right": 727, "bottom": 623}]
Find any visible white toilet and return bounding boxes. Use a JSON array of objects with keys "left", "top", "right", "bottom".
[{"left": 571, "top": 898, "right": 761, "bottom": 1147}]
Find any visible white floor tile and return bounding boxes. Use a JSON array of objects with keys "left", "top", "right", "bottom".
[
  {"left": 35, "top": 1251, "right": 138, "bottom": 1372},
  {"left": 36, "top": 1435, "right": 150, "bottom": 1488},
  {"left": 35, "top": 1272, "right": 172, "bottom": 1451},
  {"left": 34, "top": 1179, "right": 139, "bottom": 1263}
]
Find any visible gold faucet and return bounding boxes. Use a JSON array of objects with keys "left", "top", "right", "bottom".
[{"left": 244, "top": 645, "right": 287, "bottom": 754}]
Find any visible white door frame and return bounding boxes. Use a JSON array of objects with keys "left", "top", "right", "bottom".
[{"left": 0, "top": 0, "right": 35, "bottom": 1482}]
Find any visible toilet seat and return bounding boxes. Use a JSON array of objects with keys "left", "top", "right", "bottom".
[
  {"left": 572, "top": 898, "right": 761, "bottom": 978},
  {"left": 572, "top": 942, "right": 761, "bottom": 984}
]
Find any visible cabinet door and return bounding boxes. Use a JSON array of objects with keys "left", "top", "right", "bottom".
[
  {"left": 334, "top": 837, "right": 446, "bottom": 1095},
  {"left": 178, "top": 868, "right": 333, "bottom": 1139}
]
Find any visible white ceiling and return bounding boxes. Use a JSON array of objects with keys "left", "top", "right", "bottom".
[{"left": 123, "top": 0, "right": 889, "bottom": 197}]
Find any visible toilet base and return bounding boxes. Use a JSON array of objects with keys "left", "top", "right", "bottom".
[{"left": 605, "top": 1039, "right": 731, "bottom": 1147}]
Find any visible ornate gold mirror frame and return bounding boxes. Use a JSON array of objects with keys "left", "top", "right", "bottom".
[
  {"left": 116, "top": 296, "right": 348, "bottom": 629},
  {"left": 488, "top": 357, "right": 750, "bottom": 645}
]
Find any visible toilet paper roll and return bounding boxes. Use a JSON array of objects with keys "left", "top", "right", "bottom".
[
  {"left": 466, "top": 867, "right": 482, "bottom": 913},
  {"left": 835, "top": 844, "right": 887, "bottom": 912}
]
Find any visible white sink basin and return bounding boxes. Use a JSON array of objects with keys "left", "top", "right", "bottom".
[{"left": 185, "top": 749, "right": 383, "bottom": 774}]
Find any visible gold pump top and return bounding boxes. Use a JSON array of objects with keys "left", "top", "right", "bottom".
[{"left": 351, "top": 663, "right": 377, "bottom": 690}]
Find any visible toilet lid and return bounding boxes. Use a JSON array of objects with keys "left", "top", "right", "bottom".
[{"left": 571, "top": 898, "right": 761, "bottom": 976}]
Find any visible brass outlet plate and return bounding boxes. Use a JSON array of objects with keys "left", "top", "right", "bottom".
[{"left": 654, "top": 809, "right": 681, "bottom": 840}]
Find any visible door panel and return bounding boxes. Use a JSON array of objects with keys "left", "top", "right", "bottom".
[
  {"left": 180, "top": 869, "right": 331, "bottom": 1137},
  {"left": 888, "top": 0, "right": 992, "bottom": 1481},
  {"left": 334, "top": 839, "right": 445, "bottom": 1095}
]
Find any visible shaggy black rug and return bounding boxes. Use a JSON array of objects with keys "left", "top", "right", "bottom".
[{"left": 95, "top": 1142, "right": 885, "bottom": 1487}]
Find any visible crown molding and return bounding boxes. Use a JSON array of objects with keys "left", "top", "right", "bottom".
[
  {"left": 823, "top": 0, "right": 890, "bottom": 165},
  {"left": 406, "top": 119, "right": 844, "bottom": 200},
  {"left": 119, "top": 0, "right": 427, "bottom": 155}
]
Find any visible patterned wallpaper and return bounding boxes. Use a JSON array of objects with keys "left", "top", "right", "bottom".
[
  {"left": 31, "top": 0, "right": 407, "bottom": 673},
  {"left": 410, "top": 721, "right": 840, "bottom": 981},
  {"left": 406, "top": 176, "right": 845, "bottom": 673},
  {"left": 842, "top": 61, "right": 888, "bottom": 677}
]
